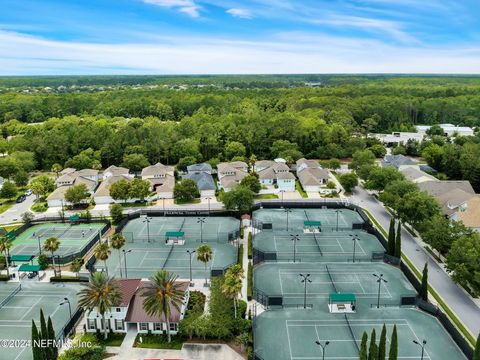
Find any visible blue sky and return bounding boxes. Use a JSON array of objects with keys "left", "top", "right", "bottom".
[{"left": 1, "top": 0, "right": 480, "bottom": 74}]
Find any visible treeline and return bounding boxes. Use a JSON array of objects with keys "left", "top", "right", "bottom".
[{"left": 2, "top": 79, "right": 480, "bottom": 129}]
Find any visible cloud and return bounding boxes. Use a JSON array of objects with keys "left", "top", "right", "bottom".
[
  {"left": 226, "top": 8, "right": 253, "bottom": 19},
  {"left": 1, "top": 30, "right": 480, "bottom": 75},
  {"left": 142, "top": 0, "right": 201, "bottom": 18}
]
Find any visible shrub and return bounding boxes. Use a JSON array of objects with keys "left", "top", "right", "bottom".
[
  {"left": 58, "top": 334, "right": 105, "bottom": 360},
  {"left": 109, "top": 204, "right": 124, "bottom": 225},
  {"left": 238, "top": 300, "right": 247, "bottom": 318},
  {"left": 238, "top": 244, "right": 244, "bottom": 267},
  {"left": 188, "top": 291, "right": 206, "bottom": 313},
  {"left": 248, "top": 233, "right": 253, "bottom": 259},
  {"left": 50, "top": 276, "right": 88, "bottom": 282},
  {"left": 0, "top": 275, "right": 9, "bottom": 281},
  {"left": 247, "top": 262, "right": 253, "bottom": 301},
  {"left": 240, "top": 226, "right": 244, "bottom": 238},
  {"left": 37, "top": 254, "right": 49, "bottom": 270}
]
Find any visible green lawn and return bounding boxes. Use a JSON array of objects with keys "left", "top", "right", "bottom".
[
  {"left": 0, "top": 202, "right": 14, "bottom": 214},
  {"left": 174, "top": 198, "right": 201, "bottom": 205},
  {"left": 295, "top": 180, "right": 307, "bottom": 198},
  {"left": 255, "top": 194, "right": 278, "bottom": 199},
  {"left": 120, "top": 201, "right": 153, "bottom": 208},
  {"left": 81, "top": 332, "right": 125, "bottom": 347},
  {"left": 31, "top": 199, "right": 48, "bottom": 213},
  {"left": 134, "top": 334, "right": 184, "bottom": 349}
]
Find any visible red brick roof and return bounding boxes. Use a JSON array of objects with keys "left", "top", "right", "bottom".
[
  {"left": 125, "top": 280, "right": 189, "bottom": 323},
  {"left": 116, "top": 279, "right": 142, "bottom": 306}
]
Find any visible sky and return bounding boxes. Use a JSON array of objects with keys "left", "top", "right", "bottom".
[{"left": 1, "top": 0, "right": 480, "bottom": 75}]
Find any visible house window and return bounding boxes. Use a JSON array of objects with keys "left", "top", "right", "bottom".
[
  {"left": 115, "top": 307, "right": 121, "bottom": 312},
  {"left": 139, "top": 323, "right": 149, "bottom": 331},
  {"left": 154, "top": 323, "right": 162, "bottom": 331},
  {"left": 87, "top": 319, "right": 96, "bottom": 330},
  {"left": 115, "top": 320, "right": 124, "bottom": 330},
  {"left": 170, "top": 323, "right": 176, "bottom": 331}
]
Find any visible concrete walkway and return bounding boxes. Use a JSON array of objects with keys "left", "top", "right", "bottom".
[
  {"left": 350, "top": 185, "right": 480, "bottom": 337},
  {"left": 120, "top": 327, "right": 138, "bottom": 349}
]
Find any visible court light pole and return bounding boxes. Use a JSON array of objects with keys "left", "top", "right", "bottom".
[
  {"left": 122, "top": 249, "right": 132, "bottom": 278},
  {"left": 187, "top": 250, "right": 196, "bottom": 287},
  {"left": 334, "top": 209, "right": 342, "bottom": 231},
  {"left": 280, "top": 190, "right": 285, "bottom": 208},
  {"left": 198, "top": 217, "right": 206, "bottom": 243},
  {"left": 143, "top": 216, "right": 152, "bottom": 243},
  {"left": 37, "top": 235, "right": 42, "bottom": 255},
  {"left": 373, "top": 273, "right": 388, "bottom": 309},
  {"left": 206, "top": 197, "right": 212, "bottom": 215},
  {"left": 299, "top": 273, "right": 311, "bottom": 309},
  {"left": 315, "top": 341, "right": 330, "bottom": 360},
  {"left": 291, "top": 234, "right": 300, "bottom": 263},
  {"left": 285, "top": 208, "right": 292, "bottom": 232},
  {"left": 413, "top": 339, "right": 427, "bottom": 360},
  {"left": 60, "top": 297, "right": 72, "bottom": 319},
  {"left": 349, "top": 234, "right": 360, "bottom": 263}
]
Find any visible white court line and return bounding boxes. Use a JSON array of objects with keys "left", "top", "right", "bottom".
[
  {"left": 139, "top": 251, "right": 149, "bottom": 267},
  {"left": 20, "top": 296, "right": 43, "bottom": 320},
  {"left": 14, "top": 346, "right": 28, "bottom": 360},
  {"left": 355, "top": 274, "right": 366, "bottom": 295},
  {"left": 335, "top": 238, "right": 345, "bottom": 252},
  {"left": 285, "top": 320, "right": 294, "bottom": 360}
]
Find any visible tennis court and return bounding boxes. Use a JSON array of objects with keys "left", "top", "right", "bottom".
[
  {"left": 254, "top": 230, "right": 385, "bottom": 262},
  {"left": 253, "top": 208, "right": 364, "bottom": 232},
  {"left": 254, "top": 262, "right": 416, "bottom": 309},
  {"left": 103, "top": 241, "right": 237, "bottom": 279},
  {"left": 9, "top": 223, "right": 107, "bottom": 258},
  {"left": 254, "top": 308, "right": 466, "bottom": 360},
  {"left": 122, "top": 216, "right": 240, "bottom": 243},
  {"left": 0, "top": 282, "right": 80, "bottom": 360}
]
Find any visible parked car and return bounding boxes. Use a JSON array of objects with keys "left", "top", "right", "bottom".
[
  {"left": 25, "top": 189, "right": 32, "bottom": 196},
  {"left": 16, "top": 195, "right": 26, "bottom": 203}
]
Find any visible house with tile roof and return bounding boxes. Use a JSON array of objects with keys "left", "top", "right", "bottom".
[
  {"left": 84, "top": 279, "right": 189, "bottom": 335},
  {"left": 141, "top": 162, "right": 175, "bottom": 199},
  {"left": 47, "top": 168, "right": 99, "bottom": 207},
  {"left": 295, "top": 158, "right": 330, "bottom": 192},
  {"left": 217, "top": 161, "right": 248, "bottom": 192},
  {"left": 254, "top": 160, "right": 295, "bottom": 192},
  {"left": 93, "top": 174, "right": 135, "bottom": 205},
  {"left": 102, "top": 165, "right": 131, "bottom": 180}
]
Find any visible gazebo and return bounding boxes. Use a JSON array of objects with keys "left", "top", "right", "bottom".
[
  {"left": 165, "top": 231, "right": 185, "bottom": 245},
  {"left": 328, "top": 292, "right": 357, "bottom": 313},
  {"left": 304, "top": 220, "right": 321, "bottom": 233}
]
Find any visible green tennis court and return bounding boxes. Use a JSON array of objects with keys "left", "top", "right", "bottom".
[
  {"left": 254, "top": 230, "right": 385, "bottom": 262},
  {"left": 254, "top": 308, "right": 466, "bottom": 360},
  {"left": 122, "top": 216, "right": 240, "bottom": 243},
  {"left": 254, "top": 262, "right": 416, "bottom": 308},
  {"left": 0, "top": 282, "right": 80, "bottom": 360},
  {"left": 253, "top": 208, "right": 364, "bottom": 232},
  {"left": 9, "top": 223, "right": 107, "bottom": 258}
]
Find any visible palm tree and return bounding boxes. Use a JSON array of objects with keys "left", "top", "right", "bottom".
[
  {"left": 223, "top": 274, "right": 242, "bottom": 318},
  {"left": 196, "top": 244, "right": 213, "bottom": 287},
  {"left": 43, "top": 237, "right": 60, "bottom": 277},
  {"left": 226, "top": 264, "right": 244, "bottom": 282},
  {"left": 70, "top": 257, "right": 83, "bottom": 278},
  {"left": 142, "top": 270, "right": 185, "bottom": 343},
  {"left": 94, "top": 242, "right": 111, "bottom": 276},
  {"left": 51, "top": 163, "right": 62, "bottom": 178},
  {"left": 78, "top": 272, "right": 121, "bottom": 340},
  {"left": 110, "top": 234, "right": 126, "bottom": 278},
  {"left": 0, "top": 237, "right": 12, "bottom": 278}
]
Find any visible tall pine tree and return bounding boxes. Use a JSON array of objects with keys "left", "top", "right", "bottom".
[
  {"left": 360, "top": 331, "right": 369, "bottom": 360},
  {"left": 387, "top": 218, "right": 395, "bottom": 256},
  {"left": 378, "top": 324, "right": 387, "bottom": 360},
  {"left": 421, "top": 263, "right": 429, "bottom": 301},
  {"left": 368, "top": 328, "right": 378, "bottom": 360},
  {"left": 388, "top": 325, "right": 398, "bottom": 360},
  {"left": 395, "top": 221, "right": 402, "bottom": 258},
  {"left": 473, "top": 332, "right": 480, "bottom": 360},
  {"left": 47, "top": 316, "right": 58, "bottom": 359},
  {"left": 31, "top": 320, "right": 42, "bottom": 360}
]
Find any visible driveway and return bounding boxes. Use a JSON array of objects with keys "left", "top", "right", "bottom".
[
  {"left": 0, "top": 193, "right": 36, "bottom": 224},
  {"left": 350, "top": 185, "right": 480, "bottom": 337}
]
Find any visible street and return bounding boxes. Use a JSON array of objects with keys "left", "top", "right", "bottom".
[
  {"left": 350, "top": 185, "right": 480, "bottom": 337},
  {"left": 0, "top": 193, "right": 36, "bottom": 224}
]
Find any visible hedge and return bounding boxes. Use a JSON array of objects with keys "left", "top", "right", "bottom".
[
  {"left": 0, "top": 275, "right": 9, "bottom": 281},
  {"left": 247, "top": 262, "right": 253, "bottom": 301},
  {"left": 50, "top": 276, "right": 89, "bottom": 282},
  {"left": 248, "top": 232, "right": 253, "bottom": 260},
  {"left": 238, "top": 244, "right": 244, "bottom": 268},
  {"left": 240, "top": 226, "right": 244, "bottom": 238}
]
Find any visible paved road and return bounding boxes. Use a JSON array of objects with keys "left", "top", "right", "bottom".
[
  {"left": 350, "top": 185, "right": 480, "bottom": 338},
  {"left": 0, "top": 193, "right": 35, "bottom": 224}
]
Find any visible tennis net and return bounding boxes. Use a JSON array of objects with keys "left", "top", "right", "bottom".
[
  {"left": 344, "top": 314, "right": 360, "bottom": 352},
  {"left": 178, "top": 218, "right": 186, "bottom": 232},
  {"left": 161, "top": 245, "right": 175, "bottom": 269},
  {"left": 325, "top": 265, "right": 338, "bottom": 292},
  {"left": 0, "top": 284, "right": 21, "bottom": 310},
  {"left": 304, "top": 210, "right": 323, "bottom": 256}
]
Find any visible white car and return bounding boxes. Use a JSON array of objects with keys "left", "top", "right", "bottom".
[{"left": 25, "top": 189, "right": 32, "bottom": 196}]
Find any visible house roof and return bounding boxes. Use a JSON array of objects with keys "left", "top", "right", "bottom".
[
  {"left": 257, "top": 163, "right": 294, "bottom": 181},
  {"left": 418, "top": 180, "right": 475, "bottom": 198},
  {"left": 183, "top": 172, "right": 216, "bottom": 191},
  {"left": 103, "top": 165, "right": 129, "bottom": 176},
  {"left": 436, "top": 188, "right": 475, "bottom": 216},
  {"left": 117, "top": 279, "right": 142, "bottom": 307},
  {"left": 47, "top": 186, "right": 70, "bottom": 200},
  {"left": 296, "top": 158, "right": 320, "bottom": 169},
  {"left": 399, "top": 167, "right": 436, "bottom": 183},
  {"left": 255, "top": 160, "right": 275, "bottom": 169},
  {"left": 125, "top": 280, "right": 189, "bottom": 323},
  {"left": 141, "top": 163, "right": 174, "bottom": 177},
  {"left": 381, "top": 154, "right": 416, "bottom": 168},
  {"left": 298, "top": 167, "right": 329, "bottom": 186},
  {"left": 456, "top": 196, "right": 480, "bottom": 228},
  {"left": 147, "top": 174, "right": 175, "bottom": 193},
  {"left": 94, "top": 175, "right": 132, "bottom": 197},
  {"left": 187, "top": 163, "right": 212, "bottom": 173},
  {"left": 60, "top": 168, "right": 76, "bottom": 175},
  {"left": 76, "top": 169, "right": 99, "bottom": 177}
]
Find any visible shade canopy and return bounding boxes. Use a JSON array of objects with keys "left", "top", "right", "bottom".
[
  {"left": 10, "top": 255, "right": 34, "bottom": 262},
  {"left": 329, "top": 292, "right": 356, "bottom": 303},
  {"left": 304, "top": 220, "right": 321, "bottom": 227},
  {"left": 165, "top": 231, "right": 185, "bottom": 237},
  {"left": 18, "top": 264, "right": 41, "bottom": 272}
]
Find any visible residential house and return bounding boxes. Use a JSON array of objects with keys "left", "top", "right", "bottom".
[
  {"left": 451, "top": 196, "right": 480, "bottom": 232},
  {"left": 84, "top": 279, "right": 189, "bottom": 335},
  {"left": 399, "top": 167, "right": 437, "bottom": 184},
  {"left": 296, "top": 158, "right": 330, "bottom": 192},
  {"left": 217, "top": 161, "right": 248, "bottom": 192},
  {"left": 93, "top": 175, "right": 134, "bottom": 205},
  {"left": 186, "top": 163, "right": 212, "bottom": 174},
  {"left": 141, "top": 163, "right": 175, "bottom": 199},
  {"left": 184, "top": 168, "right": 216, "bottom": 197},
  {"left": 380, "top": 154, "right": 416, "bottom": 170},
  {"left": 102, "top": 165, "right": 131, "bottom": 180},
  {"left": 254, "top": 160, "right": 295, "bottom": 192},
  {"left": 376, "top": 132, "right": 424, "bottom": 146},
  {"left": 47, "top": 169, "right": 99, "bottom": 207}
]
